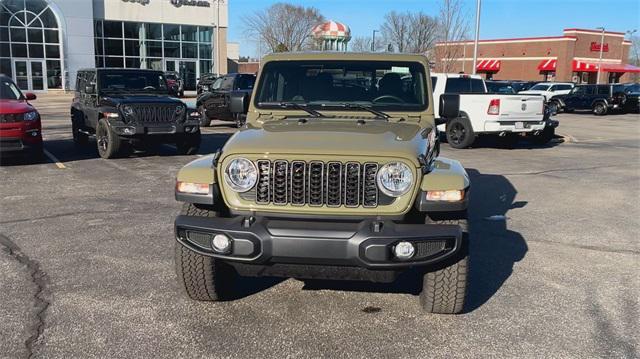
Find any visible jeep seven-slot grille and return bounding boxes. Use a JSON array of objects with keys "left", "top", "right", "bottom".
[
  {"left": 254, "top": 160, "right": 379, "bottom": 207},
  {"left": 126, "top": 104, "right": 181, "bottom": 124}
]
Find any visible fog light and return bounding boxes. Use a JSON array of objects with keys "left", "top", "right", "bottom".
[
  {"left": 426, "top": 190, "right": 464, "bottom": 202},
  {"left": 212, "top": 234, "right": 231, "bottom": 253},
  {"left": 393, "top": 241, "right": 415, "bottom": 259},
  {"left": 122, "top": 127, "right": 135, "bottom": 135},
  {"left": 30, "top": 130, "right": 39, "bottom": 137}
]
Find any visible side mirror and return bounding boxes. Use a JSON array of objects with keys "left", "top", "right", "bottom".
[
  {"left": 229, "top": 91, "right": 250, "bottom": 114},
  {"left": 437, "top": 93, "right": 460, "bottom": 123},
  {"left": 85, "top": 84, "right": 95, "bottom": 94},
  {"left": 24, "top": 92, "right": 37, "bottom": 101}
]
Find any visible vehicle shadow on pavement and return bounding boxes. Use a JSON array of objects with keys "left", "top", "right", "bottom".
[
  {"left": 465, "top": 168, "right": 528, "bottom": 313},
  {"left": 467, "top": 135, "right": 565, "bottom": 150},
  {"left": 300, "top": 169, "right": 528, "bottom": 314}
]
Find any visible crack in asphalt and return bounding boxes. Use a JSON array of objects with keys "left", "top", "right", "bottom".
[
  {"left": 501, "top": 164, "right": 626, "bottom": 177},
  {"left": 0, "top": 210, "right": 118, "bottom": 225},
  {"left": 0, "top": 234, "right": 50, "bottom": 359}
]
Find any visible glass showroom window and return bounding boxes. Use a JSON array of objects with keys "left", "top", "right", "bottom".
[
  {"left": 0, "top": 0, "right": 63, "bottom": 89},
  {"left": 94, "top": 21, "right": 215, "bottom": 89}
]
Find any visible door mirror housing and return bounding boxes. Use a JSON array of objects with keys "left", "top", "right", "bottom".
[
  {"left": 229, "top": 91, "right": 250, "bottom": 114},
  {"left": 24, "top": 92, "right": 37, "bottom": 101},
  {"left": 85, "top": 84, "right": 96, "bottom": 94},
  {"left": 437, "top": 93, "right": 460, "bottom": 123}
]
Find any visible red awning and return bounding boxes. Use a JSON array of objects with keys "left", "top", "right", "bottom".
[
  {"left": 572, "top": 60, "right": 599, "bottom": 72},
  {"left": 537, "top": 59, "right": 557, "bottom": 71},
  {"left": 601, "top": 63, "right": 640, "bottom": 73},
  {"left": 476, "top": 59, "right": 501, "bottom": 72}
]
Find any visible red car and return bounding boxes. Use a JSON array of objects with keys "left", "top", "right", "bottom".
[{"left": 0, "top": 75, "right": 43, "bottom": 160}]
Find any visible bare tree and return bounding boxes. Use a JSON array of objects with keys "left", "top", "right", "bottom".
[
  {"left": 406, "top": 13, "right": 439, "bottom": 55},
  {"left": 242, "top": 3, "right": 324, "bottom": 53},
  {"left": 380, "top": 11, "right": 438, "bottom": 55},
  {"left": 349, "top": 36, "right": 384, "bottom": 52},
  {"left": 381, "top": 11, "right": 410, "bottom": 53},
  {"left": 629, "top": 35, "right": 640, "bottom": 82},
  {"left": 438, "top": 0, "right": 469, "bottom": 73}
]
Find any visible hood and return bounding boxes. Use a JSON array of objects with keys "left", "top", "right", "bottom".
[
  {"left": 0, "top": 99, "right": 35, "bottom": 114},
  {"left": 100, "top": 95, "right": 183, "bottom": 107},
  {"left": 222, "top": 118, "right": 428, "bottom": 166}
]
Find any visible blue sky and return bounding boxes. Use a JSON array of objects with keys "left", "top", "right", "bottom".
[{"left": 228, "top": 0, "right": 640, "bottom": 57}]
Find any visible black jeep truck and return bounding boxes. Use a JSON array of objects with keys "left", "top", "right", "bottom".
[
  {"left": 71, "top": 68, "right": 202, "bottom": 159},
  {"left": 196, "top": 73, "right": 256, "bottom": 128},
  {"left": 549, "top": 83, "right": 627, "bottom": 115}
]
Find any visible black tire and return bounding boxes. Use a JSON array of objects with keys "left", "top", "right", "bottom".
[
  {"left": 593, "top": 102, "right": 608, "bottom": 116},
  {"left": 419, "top": 217, "right": 469, "bottom": 314},
  {"left": 532, "top": 126, "right": 555, "bottom": 145},
  {"left": 548, "top": 101, "right": 560, "bottom": 114},
  {"left": 175, "top": 203, "right": 237, "bottom": 301},
  {"left": 446, "top": 117, "right": 475, "bottom": 149},
  {"left": 176, "top": 131, "right": 201, "bottom": 155},
  {"left": 71, "top": 112, "right": 89, "bottom": 146},
  {"left": 95, "top": 118, "right": 124, "bottom": 159}
]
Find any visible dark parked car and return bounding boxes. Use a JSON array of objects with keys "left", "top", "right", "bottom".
[
  {"left": 196, "top": 73, "right": 218, "bottom": 95},
  {"left": 549, "top": 83, "right": 628, "bottom": 115},
  {"left": 165, "top": 71, "right": 184, "bottom": 97},
  {"left": 621, "top": 83, "right": 640, "bottom": 113},
  {"left": 70, "top": 68, "right": 202, "bottom": 159},
  {"left": 485, "top": 80, "right": 516, "bottom": 94},
  {"left": 0, "top": 75, "right": 43, "bottom": 161},
  {"left": 196, "top": 73, "right": 256, "bottom": 127}
]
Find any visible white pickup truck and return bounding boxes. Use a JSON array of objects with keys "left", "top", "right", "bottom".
[{"left": 432, "top": 73, "right": 547, "bottom": 148}]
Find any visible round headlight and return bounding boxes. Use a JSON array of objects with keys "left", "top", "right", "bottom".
[
  {"left": 224, "top": 158, "right": 258, "bottom": 192},
  {"left": 376, "top": 162, "right": 414, "bottom": 197}
]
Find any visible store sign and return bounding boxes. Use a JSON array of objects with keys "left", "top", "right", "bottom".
[
  {"left": 170, "top": 0, "right": 211, "bottom": 7},
  {"left": 121, "top": 0, "right": 150, "bottom": 5},
  {"left": 590, "top": 42, "right": 609, "bottom": 52}
]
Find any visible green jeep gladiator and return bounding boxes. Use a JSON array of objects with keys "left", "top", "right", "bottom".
[{"left": 173, "top": 52, "right": 470, "bottom": 314}]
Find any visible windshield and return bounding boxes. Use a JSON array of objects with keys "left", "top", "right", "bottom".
[
  {"left": 444, "top": 77, "right": 485, "bottom": 93},
  {"left": 99, "top": 71, "right": 168, "bottom": 94},
  {"left": 0, "top": 79, "right": 23, "bottom": 100},
  {"left": 165, "top": 74, "right": 177, "bottom": 80},
  {"left": 255, "top": 60, "right": 427, "bottom": 111},
  {"left": 529, "top": 84, "right": 551, "bottom": 91}
]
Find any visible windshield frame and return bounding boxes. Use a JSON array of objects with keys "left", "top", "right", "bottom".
[
  {"left": 253, "top": 60, "right": 429, "bottom": 113},
  {"left": 97, "top": 70, "right": 169, "bottom": 95}
]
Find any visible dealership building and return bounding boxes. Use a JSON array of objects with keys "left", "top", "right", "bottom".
[
  {"left": 434, "top": 28, "right": 639, "bottom": 83},
  {"left": 0, "top": 0, "right": 228, "bottom": 92}
]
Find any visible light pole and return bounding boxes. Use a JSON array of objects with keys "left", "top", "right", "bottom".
[
  {"left": 371, "top": 30, "right": 379, "bottom": 52},
  {"left": 212, "top": 0, "right": 224, "bottom": 76},
  {"left": 596, "top": 27, "right": 604, "bottom": 84},
  {"left": 472, "top": 0, "right": 481, "bottom": 75}
]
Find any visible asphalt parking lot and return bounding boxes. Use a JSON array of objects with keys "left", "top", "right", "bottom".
[{"left": 1, "top": 92, "right": 638, "bottom": 358}]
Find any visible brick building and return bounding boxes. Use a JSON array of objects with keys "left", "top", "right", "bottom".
[{"left": 434, "top": 28, "right": 639, "bottom": 83}]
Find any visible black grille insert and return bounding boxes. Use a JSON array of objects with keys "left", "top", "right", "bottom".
[
  {"left": 252, "top": 160, "right": 379, "bottom": 207},
  {"left": 125, "top": 104, "right": 182, "bottom": 124}
]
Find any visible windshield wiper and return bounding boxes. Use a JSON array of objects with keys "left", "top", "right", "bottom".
[
  {"left": 259, "top": 102, "right": 329, "bottom": 118},
  {"left": 337, "top": 103, "right": 390, "bottom": 119}
]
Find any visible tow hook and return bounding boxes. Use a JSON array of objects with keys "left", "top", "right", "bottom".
[{"left": 498, "top": 131, "right": 506, "bottom": 137}]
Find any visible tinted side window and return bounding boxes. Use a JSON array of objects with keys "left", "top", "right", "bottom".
[
  {"left": 444, "top": 78, "right": 485, "bottom": 93},
  {"left": 557, "top": 84, "right": 572, "bottom": 91},
  {"left": 431, "top": 76, "right": 437, "bottom": 89},
  {"left": 235, "top": 75, "right": 255, "bottom": 90},
  {"left": 596, "top": 86, "right": 609, "bottom": 95},
  {"left": 220, "top": 76, "right": 234, "bottom": 90}
]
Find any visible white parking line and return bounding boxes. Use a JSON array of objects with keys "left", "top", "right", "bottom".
[{"left": 43, "top": 149, "right": 66, "bottom": 169}]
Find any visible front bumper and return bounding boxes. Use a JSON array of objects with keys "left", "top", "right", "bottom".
[
  {"left": 109, "top": 120, "right": 200, "bottom": 136},
  {"left": 484, "top": 120, "right": 546, "bottom": 133},
  {"left": 0, "top": 136, "right": 42, "bottom": 155},
  {"left": 175, "top": 215, "right": 463, "bottom": 270}
]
